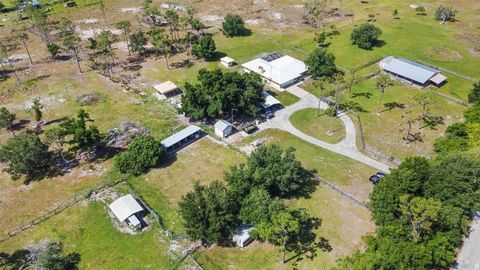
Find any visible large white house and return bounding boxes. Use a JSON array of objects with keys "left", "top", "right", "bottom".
[{"left": 242, "top": 53, "right": 308, "bottom": 89}]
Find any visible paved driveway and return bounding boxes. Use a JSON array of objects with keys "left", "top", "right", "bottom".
[
  {"left": 258, "top": 84, "right": 391, "bottom": 172},
  {"left": 456, "top": 212, "right": 480, "bottom": 270}
]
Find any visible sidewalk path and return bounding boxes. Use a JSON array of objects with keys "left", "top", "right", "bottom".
[{"left": 258, "top": 84, "right": 391, "bottom": 172}]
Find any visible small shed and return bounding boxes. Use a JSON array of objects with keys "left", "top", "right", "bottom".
[
  {"left": 109, "top": 194, "right": 144, "bottom": 229},
  {"left": 154, "top": 81, "right": 181, "bottom": 98},
  {"left": 220, "top": 56, "right": 235, "bottom": 68},
  {"left": 214, "top": 120, "right": 233, "bottom": 138},
  {"left": 233, "top": 224, "right": 254, "bottom": 248}
]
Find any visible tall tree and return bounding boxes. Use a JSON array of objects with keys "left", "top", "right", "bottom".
[
  {"left": 376, "top": 73, "right": 393, "bottom": 113},
  {"left": 31, "top": 98, "right": 44, "bottom": 122},
  {"left": 222, "top": 14, "right": 247, "bottom": 37},
  {"left": 179, "top": 181, "right": 239, "bottom": 244},
  {"left": 305, "top": 48, "right": 337, "bottom": 79},
  {"left": 60, "top": 109, "right": 102, "bottom": 151},
  {"left": 44, "top": 126, "right": 68, "bottom": 165},
  {"left": 192, "top": 35, "right": 216, "bottom": 60},
  {"left": 129, "top": 30, "right": 147, "bottom": 56},
  {"left": 0, "top": 107, "right": 16, "bottom": 136},
  {"left": 0, "top": 43, "right": 21, "bottom": 84},
  {"left": 114, "top": 135, "right": 164, "bottom": 176},
  {"left": 351, "top": 23, "right": 383, "bottom": 50},
  {"left": 400, "top": 195, "right": 442, "bottom": 243},
  {"left": 0, "top": 132, "right": 53, "bottom": 181},
  {"left": 115, "top": 20, "right": 132, "bottom": 55},
  {"left": 11, "top": 25, "right": 33, "bottom": 64},
  {"left": 60, "top": 18, "right": 82, "bottom": 73},
  {"left": 148, "top": 28, "right": 171, "bottom": 69}
]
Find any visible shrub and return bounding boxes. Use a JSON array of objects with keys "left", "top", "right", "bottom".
[
  {"left": 114, "top": 136, "right": 164, "bottom": 176},
  {"left": 351, "top": 23, "right": 382, "bottom": 49}
]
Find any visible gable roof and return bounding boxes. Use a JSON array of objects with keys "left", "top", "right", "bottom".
[
  {"left": 381, "top": 57, "right": 439, "bottom": 84},
  {"left": 154, "top": 81, "right": 178, "bottom": 95},
  {"left": 262, "top": 91, "right": 282, "bottom": 109},
  {"left": 109, "top": 194, "right": 143, "bottom": 222},
  {"left": 214, "top": 120, "right": 232, "bottom": 131}
]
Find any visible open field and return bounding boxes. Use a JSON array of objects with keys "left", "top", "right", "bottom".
[
  {"left": 290, "top": 108, "right": 345, "bottom": 144},
  {"left": 129, "top": 137, "right": 246, "bottom": 233}
]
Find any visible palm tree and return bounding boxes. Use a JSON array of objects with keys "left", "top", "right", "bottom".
[
  {"left": 376, "top": 74, "right": 393, "bottom": 113},
  {"left": 11, "top": 26, "right": 33, "bottom": 65}
]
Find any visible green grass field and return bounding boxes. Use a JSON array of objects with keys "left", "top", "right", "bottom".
[{"left": 290, "top": 108, "right": 346, "bottom": 144}]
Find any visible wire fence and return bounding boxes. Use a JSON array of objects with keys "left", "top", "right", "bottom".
[{"left": 315, "top": 175, "right": 369, "bottom": 210}]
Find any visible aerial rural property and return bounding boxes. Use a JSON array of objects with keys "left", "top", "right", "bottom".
[{"left": 0, "top": 0, "right": 480, "bottom": 269}]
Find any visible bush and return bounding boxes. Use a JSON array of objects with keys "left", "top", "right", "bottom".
[
  {"left": 464, "top": 105, "right": 480, "bottom": 124},
  {"left": 192, "top": 35, "right": 216, "bottom": 60},
  {"left": 351, "top": 23, "right": 382, "bottom": 50},
  {"left": 47, "top": 43, "right": 61, "bottom": 59},
  {"left": 114, "top": 135, "right": 164, "bottom": 176},
  {"left": 435, "top": 6, "right": 456, "bottom": 22},
  {"left": 468, "top": 81, "right": 480, "bottom": 105},
  {"left": 222, "top": 14, "right": 247, "bottom": 37}
]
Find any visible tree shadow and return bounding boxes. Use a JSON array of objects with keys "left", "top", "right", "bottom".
[
  {"left": 10, "top": 119, "right": 30, "bottom": 131},
  {"left": 351, "top": 92, "right": 372, "bottom": 99},
  {"left": 284, "top": 169, "right": 318, "bottom": 199},
  {"left": 207, "top": 51, "right": 227, "bottom": 62},
  {"left": 55, "top": 54, "right": 73, "bottom": 61},
  {"left": 374, "top": 39, "right": 387, "bottom": 48},
  {"left": 0, "top": 249, "right": 29, "bottom": 269},
  {"left": 382, "top": 102, "right": 406, "bottom": 112},
  {"left": 286, "top": 215, "right": 332, "bottom": 264}
]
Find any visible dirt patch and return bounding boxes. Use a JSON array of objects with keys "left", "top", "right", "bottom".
[
  {"left": 78, "top": 28, "right": 123, "bottom": 40},
  {"left": 246, "top": 18, "right": 264, "bottom": 25},
  {"left": 120, "top": 7, "right": 142, "bottom": 13},
  {"left": 76, "top": 18, "right": 99, "bottom": 24},
  {"left": 76, "top": 93, "right": 103, "bottom": 106}
]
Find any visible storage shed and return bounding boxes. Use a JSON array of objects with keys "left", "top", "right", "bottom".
[
  {"left": 214, "top": 120, "right": 233, "bottom": 138},
  {"left": 220, "top": 56, "right": 235, "bottom": 68},
  {"left": 153, "top": 81, "right": 181, "bottom": 98},
  {"left": 232, "top": 224, "right": 254, "bottom": 248},
  {"left": 109, "top": 194, "right": 144, "bottom": 229},
  {"left": 161, "top": 125, "right": 202, "bottom": 153},
  {"left": 380, "top": 56, "right": 447, "bottom": 87}
]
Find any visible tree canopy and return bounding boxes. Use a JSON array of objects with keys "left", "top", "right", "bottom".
[
  {"left": 468, "top": 81, "right": 480, "bottom": 105},
  {"left": 60, "top": 109, "right": 102, "bottom": 151},
  {"left": 351, "top": 23, "right": 383, "bottom": 50},
  {"left": 192, "top": 35, "right": 216, "bottom": 60},
  {"left": 114, "top": 135, "right": 164, "bottom": 176},
  {"left": 222, "top": 14, "right": 248, "bottom": 37},
  {"left": 305, "top": 48, "right": 337, "bottom": 79},
  {"left": 178, "top": 181, "right": 239, "bottom": 244},
  {"left": 0, "top": 132, "right": 53, "bottom": 181},
  {"left": 180, "top": 69, "right": 265, "bottom": 120}
]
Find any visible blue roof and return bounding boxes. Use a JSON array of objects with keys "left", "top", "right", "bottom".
[
  {"left": 161, "top": 125, "right": 201, "bottom": 148},
  {"left": 383, "top": 58, "right": 439, "bottom": 84}
]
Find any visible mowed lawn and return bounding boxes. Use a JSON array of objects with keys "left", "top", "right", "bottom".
[
  {"left": 196, "top": 184, "right": 375, "bottom": 270},
  {"left": 290, "top": 108, "right": 346, "bottom": 144},
  {"left": 129, "top": 137, "right": 246, "bottom": 234},
  {"left": 0, "top": 202, "right": 177, "bottom": 270}
]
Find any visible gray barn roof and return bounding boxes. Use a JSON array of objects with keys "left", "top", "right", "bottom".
[
  {"left": 382, "top": 57, "right": 439, "bottom": 84},
  {"left": 214, "top": 120, "right": 232, "bottom": 131},
  {"left": 161, "top": 125, "right": 201, "bottom": 148}
]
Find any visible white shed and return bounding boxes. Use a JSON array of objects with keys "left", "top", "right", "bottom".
[
  {"left": 233, "top": 224, "right": 254, "bottom": 248},
  {"left": 214, "top": 120, "right": 233, "bottom": 138},
  {"left": 108, "top": 194, "right": 144, "bottom": 229},
  {"left": 220, "top": 56, "right": 235, "bottom": 68}
]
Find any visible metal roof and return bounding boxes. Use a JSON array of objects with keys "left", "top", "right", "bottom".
[
  {"left": 381, "top": 57, "right": 439, "bottom": 84},
  {"left": 214, "top": 120, "right": 232, "bottom": 131},
  {"left": 161, "top": 125, "right": 201, "bottom": 148},
  {"left": 153, "top": 81, "right": 178, "bottom": 95},
  {"left": 262, "top": 91, "right": 282, "bottom": 109},
  {"left": 242, "top": 55, "right": 307, "bottom": 86},
  {"left": 108, "top": 194, "right": 143, "bottom": 222},
  {"left": 220, "top": 56, "right": 235, "bottom": 63}
]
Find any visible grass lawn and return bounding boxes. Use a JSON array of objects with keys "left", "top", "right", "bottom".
[
  {"left": 266, "top": 89, "right": 300, "bottom": 107},
  {"left": 128, "top": 137, "right": 246, "bottom": 234},
  {"left": 290, "top": 108, "right": 345, "bottom": 144},
  {"left": 0, "top": 201, "right": 178, "bottom": 270},
  {"left": 237, "top": 129, "right": 376, "bottom": 202},
  {"left": 196, "top": 184, "right": 375, "bottom": 269}
]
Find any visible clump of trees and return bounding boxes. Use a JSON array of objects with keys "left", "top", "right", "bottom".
[
  {"left": 435, "top": 6, "right": 456, "bottom": 23},
  {"left": 114, "top": 135, "right": 164, "bottom": 176},
  {"left": 337, "top": 83, "right": 480, "bottom": 268},
  {"left": 350, "top": 23, "right": 383, "bottom": 50},
  {"left": 222, "top": 14, "right": 248, "bottom": 37},
  {"left": 180, "top": 69, "right": 265, "bottom": 120},
  {"left": 434, "top": 82, "right": 480, "bottom": 155},
  {"left": 191, "top": 35, "right": 216, "bottom": 60},
  {"left": 305, "top": 48, "right": 337, "bottom": 79},
  {"left": 178, "top": 144, "right": 323, "bottom": 264}
]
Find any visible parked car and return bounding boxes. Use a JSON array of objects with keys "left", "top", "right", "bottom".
[{"left": 369, "top": 172, "right": 387, "bottom": 185}]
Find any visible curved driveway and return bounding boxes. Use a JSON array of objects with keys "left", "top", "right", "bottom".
[{"left": 258, "top": 84, "right": 391, "bottom": 172}]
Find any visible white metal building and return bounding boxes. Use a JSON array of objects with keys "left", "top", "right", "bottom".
[
  {"left": 214, "top": 120, "right": 233, "bottom": 138},
  {"left": 242, "top": 53, "right": 307, "bottom": 88},
  {"left": 380, "top": 56, "right": 447, "bottom": 87},
  {"left": 232, "top": 224, "right": 254, "bottom": 248},
  {"left": 220, "top": 56, "right": 235, "bottom": 68},
  {"left": 108, "top": 194, "right": 144, "bottom": 229},
  {"left": 161, "top": 125, "right": 202, "bottom": 153}
]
